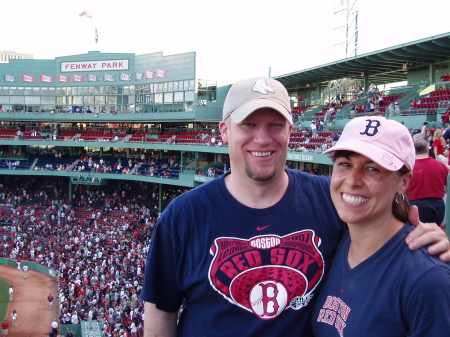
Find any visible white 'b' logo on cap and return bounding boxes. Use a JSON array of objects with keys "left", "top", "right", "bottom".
[{"left": 253, "top": 79, "right": 275, "bottom": 95}]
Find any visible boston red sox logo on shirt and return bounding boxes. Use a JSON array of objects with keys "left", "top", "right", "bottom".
[{"left": 209, "top": 230, "right": 324, "bottom": 319}]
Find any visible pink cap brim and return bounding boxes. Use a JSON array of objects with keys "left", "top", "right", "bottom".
[{"left": 323, "top": 140, "right": 405, "bottom": 171}]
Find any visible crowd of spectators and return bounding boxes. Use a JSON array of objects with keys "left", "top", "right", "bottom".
[{"left": 0, "top": 176, "right": 189, "bottom": 337}]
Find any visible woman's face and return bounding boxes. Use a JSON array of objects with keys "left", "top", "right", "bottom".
[{"left": 331, "top": 153, "right": 412, "bottom": 226}]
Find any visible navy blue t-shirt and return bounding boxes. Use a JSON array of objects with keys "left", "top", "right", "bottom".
[
  {"left": 140, "top": 169, "right": 345, "bottom": 336},
  {"left": 311, "top": 223, "right": 450, "bottom": 337}
]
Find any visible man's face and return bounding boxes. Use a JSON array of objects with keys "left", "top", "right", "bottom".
[{"left": 219, "top": 108, "right": 291, "bottom": 182}]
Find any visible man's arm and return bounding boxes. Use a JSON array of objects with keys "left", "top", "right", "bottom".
[
  {"left": 144, "top": 302, "right": 178, "bottom": 337},
  {"left": 406, "top": 205, "right": 450, "bottom": 261}
]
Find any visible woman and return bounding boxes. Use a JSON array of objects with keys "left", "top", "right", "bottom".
[
  {"left": 426, "top": 129, "right": 434, "bottom": 150},
  {"left": 411, "top": 98, "right": 418, "bottom": 114},
  {"left": 433, "top": 128, "right": 445, "bottom": 158},
  {"left": 312, "top": 116, "right": 450, "bottom": 336}
]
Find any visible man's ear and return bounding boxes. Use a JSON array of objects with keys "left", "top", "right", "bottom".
[{"left": 219, "top": 120, "right": 229, "bottom": 144}]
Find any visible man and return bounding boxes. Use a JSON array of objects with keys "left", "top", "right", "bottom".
[
  {"left": 1, "top": 320, "right": 8, "bottom": 337},
  {"left": 8, "top": 286, "right": 13, "bottom": 302},
  {"left": 48, "top": 293, "right": 54, "bottom": 309},
  {"left": 408, "top": 138, "right": 449, "bottom": 225},
  {"left": 51, "top": 319, "right": 58, "bottom": 336},
  {"left": 88, "top": 308, "right": 94, "bottom": 329},
  {"left": 443, "top": 127, "right": 450, "bottom": 146},
  {"left": 323, "top": 110, "right": 331, "bottom": 129},
  {"left": 141, "top": 77, "right": 450, "bottom": 337},
  {"left": 420, "top": 121, "right": 428, "bottom": 136},
  {"left": 332, "top": 131, "right": 340, "bottom": 145},
  {"left": 349, "top": 101, "right": 356, "bottom": 118},
  {"left": 364, "top": 98, "right": 375, "bottom": 113},
  {"left": 442, "top": 108, "right": 450, "bottom": 128},
  {"left": 22, "top": 264, "right": 28, "bottom": 279},
  {"left": 394, "top": 101, "right": 400, "bottom": 116},
  {"left": 310, "top": 120, "right": 317, "bottom": 137},
  {"left": 335, "top": 91, "right": 343, "bottom": 105}
]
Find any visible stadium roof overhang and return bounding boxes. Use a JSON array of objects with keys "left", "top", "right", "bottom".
[{"left": 274, "top": 32, "right": 450, "bottom": 92}]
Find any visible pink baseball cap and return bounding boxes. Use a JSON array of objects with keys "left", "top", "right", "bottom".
[
  {"left": 323, "top": 116, "right": 415, "bottom": 171},
  {"left": 223, "top": 77, "right": 293, "bottom": 124}
]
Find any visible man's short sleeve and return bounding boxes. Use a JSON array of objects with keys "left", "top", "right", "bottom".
[{"left": 139, "top": 210, "right": 185, "bottom": 312}]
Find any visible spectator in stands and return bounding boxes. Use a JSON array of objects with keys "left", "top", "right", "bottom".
[
  {"left": 436, "top": 148, "right": 450, "bottom": 169},
  {"left": 335, "top": 92, "right": 343, "bottom": 105},
  {"left": 377, "top": 91, "right": 384, "bottom": 107},
  {"left": 332, "top": 132, "right": 340, "bottom": 145},
  {"left": 349, "top": 101, "right": 356, "bottom": 118},
  {"left": 310, "top": 120, "right": 317, "bottom": 137},
  {"left": 318, "top": 118, "right": 324, "bottom": 132},
  {"left": 443, "top": 127, "right": 450, "bottom": 146},
  {"left": 420, "top": 122, "right": 429, "bottom": 136},
  {"left": 408, "top": 138, "right": 449, "bottom": 225},
  {"left": 433, "top": 129, "right": 446, "bottom": 158},
  {"left": 394, "top": 101, "right": 400, "bottom": 116},
  {"left": 410, "top": 99, "right": 418, "bottom": 115},
  {"left": 364, "top": 98, "right": 375, "bottom": 113},
  {"left": 299, "top": 111, "right": 305, "bottom": 121},
  {"left": 323, "top": 110, "right": 331, "bottom": 128},
  {"left": 368, "top": 82, "right": 376, "bottom": 93},
  {"left": 327, "top": 104, "right": 336, "bottom": 116},
  {"left": 441, "top": 108, "right": 450, "bottom": 128}
]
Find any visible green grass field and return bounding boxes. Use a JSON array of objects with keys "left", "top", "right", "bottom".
[{"left": 0, "top": 278, "right": 10, "bottom": 322}]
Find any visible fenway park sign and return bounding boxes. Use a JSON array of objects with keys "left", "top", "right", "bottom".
[{"left": 60, "top": 59, "right": 129, "bottom": 72}]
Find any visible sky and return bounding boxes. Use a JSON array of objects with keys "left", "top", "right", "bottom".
[{"left": 1, "top": 0, "right": 449, "bottom": 86}]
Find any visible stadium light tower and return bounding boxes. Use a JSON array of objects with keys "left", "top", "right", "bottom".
[{"left": 333, "top": 0, "right": 358, "bottom": 60}]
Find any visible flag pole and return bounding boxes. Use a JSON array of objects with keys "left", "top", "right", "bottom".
[{"left": 79, "top": 11, "right": 98, "bottom": 51}]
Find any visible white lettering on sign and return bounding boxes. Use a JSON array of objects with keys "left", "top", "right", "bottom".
[{"left": 60, "top": 60, "right": 129, "bottom": 72}]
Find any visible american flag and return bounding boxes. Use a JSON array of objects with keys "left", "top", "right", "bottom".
[
  {"left": 88, "top": 74, "right": 100, "bottom": 82},
  {"left": 79, "top": 11, "right": 93, "bottom": 19},
  {"left": 104, "top": 74, "right": 115, "bottom": 82},
  {"left": 4, "top": 74, "right": 18, "bottom": 82}
]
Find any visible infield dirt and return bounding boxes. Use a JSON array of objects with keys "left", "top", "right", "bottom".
[{"left": 0, "top": 265, "right": 58, "bottom": 337}]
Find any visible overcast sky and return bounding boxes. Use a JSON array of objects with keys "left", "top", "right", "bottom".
[{"left": 2, "top": 0, "right": 448, "bottom": 85}]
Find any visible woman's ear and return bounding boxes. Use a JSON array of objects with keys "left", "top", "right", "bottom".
[{"left": 398, "top": 171, "right": 413, "bottom": 195}]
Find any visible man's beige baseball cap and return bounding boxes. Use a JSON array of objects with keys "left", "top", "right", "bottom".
[{"left": 222, "top": 77, "right": 293, "bottom": 124}]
